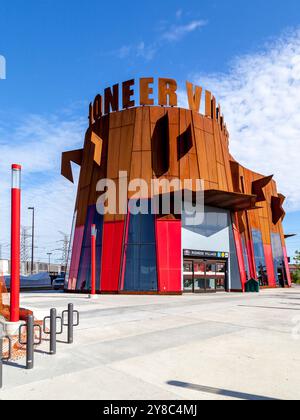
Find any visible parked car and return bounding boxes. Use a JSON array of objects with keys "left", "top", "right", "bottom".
[{"left": 52, "top": 276, "right": 65, "bottom": 291}]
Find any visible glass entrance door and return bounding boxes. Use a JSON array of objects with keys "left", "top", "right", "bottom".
[
  {"left": 215, "top": 262, "right": 226, "bottom": 291},
  {"left": 183, "top": 261, "right": 194, "bottom": 292},
  {"left": 183, "top": 259, "right": 227, "bottom": 293},
  {"left": 194, "top": 261, "right": 208, "bottom": 293}
]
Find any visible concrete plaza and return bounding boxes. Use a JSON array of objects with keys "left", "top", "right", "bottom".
[{"left": 1, "top": 287, "right": 300, "bottom": 400}]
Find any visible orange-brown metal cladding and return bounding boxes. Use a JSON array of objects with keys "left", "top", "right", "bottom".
[{"left": 62, "top": 104, "right": 289, "bottom": 283}]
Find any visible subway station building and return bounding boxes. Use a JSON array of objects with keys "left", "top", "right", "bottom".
[{"left": 62, "top": 78, "right": 291, "bottom": 294}]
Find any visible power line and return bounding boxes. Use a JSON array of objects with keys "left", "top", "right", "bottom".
[{"left": 55, "top": 231, "right": 71, "bottom": 272}]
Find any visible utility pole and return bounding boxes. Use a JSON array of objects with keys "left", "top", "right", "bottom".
[
  {"left": 58, "top": 231, "right": 70, "bottom": 273},
  {"left": 28, "top": 207, "right": 35, "bottom": 275}
]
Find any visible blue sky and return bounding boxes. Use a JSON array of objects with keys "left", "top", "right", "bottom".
[
  {"left": 1, "top": 0, "right": 300, "bottom": 113},
  {"left": 0, "top": 0, "right": 299, "bottom": 263}
]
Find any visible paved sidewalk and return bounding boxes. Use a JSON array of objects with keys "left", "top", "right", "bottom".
[{"left": 1, "top": 287, "right": 300, "bottom": 400}]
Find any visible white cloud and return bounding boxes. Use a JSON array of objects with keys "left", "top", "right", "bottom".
[
  {"left": 161, "top": 20, "right": 207, "bottom": 42},
  {"left": 0, "top": 113, "right": 85, "bottom": 263},
  {"left": 176, "top": 10, "right": 183, "bottom": 20},
  {"left": 115, "top": 12, "right": 207, "bottom": 61},
  {"left": 185, "top": 29, "right": 300, "bottom": 211},
  {"left": 0, "top": 55, "right": 6, "bottom": 80},
  {"left": 116, "top": 42, "right": 158, "bottom": 61}
]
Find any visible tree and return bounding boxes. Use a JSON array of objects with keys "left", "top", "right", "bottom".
[
  {"left": 295, "top": 250, "right": 300, "bottom": 268},
  {"left": 292, "top": 251, "right": 300, "bottom": 284}
]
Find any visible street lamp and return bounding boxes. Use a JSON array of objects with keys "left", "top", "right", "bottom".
[
  {"left": 10, "top": 164, "right": 21, "bottom": 322},
  {"left": 28, "top": 207, "right": 35, "bottom": 275},
  {"left": 47, "top": 252, "right": 52, "bottom": 273}
]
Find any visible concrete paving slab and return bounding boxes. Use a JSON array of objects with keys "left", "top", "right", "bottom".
[{"left": 0, "top": 286, "right": 299, "bottom": 400}]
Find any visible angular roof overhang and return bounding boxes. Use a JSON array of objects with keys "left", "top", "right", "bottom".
[
  {"left": 285, "top": 234, "right": 297, "bottom": 239},
  {"left": 204, "top": 190, "right": 259, "bottom": 211},
  {"left": 152, "top": 189, "right": 260, "bottom": 213}
]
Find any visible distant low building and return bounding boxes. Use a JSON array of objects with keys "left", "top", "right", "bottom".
[
  {"left": 0, "top": 259, "right": 10, "bottom": 276},
  {"left": 0, "top": 259, "right": 64, "bottom": 277}
]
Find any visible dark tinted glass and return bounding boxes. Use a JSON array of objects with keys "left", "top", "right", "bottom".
[
  {"left": 241, "top": 236, "right": 250, "bottom": 281},
  {"left": 123, "top": 245, "right": 140, "bottom": 291},
  {"left": 140, "top": 245, "right": 157, "bottom": 291},
  {"left": 77, "top": 206, "right": 103, "bottom": 291},
  {"left": 252, "top": 229, "right": 268, "bottom": 286},
  {"left": 271, "top": 233, "right": 287, "bottom": 286},
  {"left": 123, "top": 200, "right": 158, "bottom": 292},
  {"left": 140, "top": 213, "right": 156, "bottom": 243},
  {"left": 127, "top": 213, "right": 140, "bottom": 244}
]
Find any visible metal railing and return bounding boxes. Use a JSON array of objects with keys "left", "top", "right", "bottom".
[
  {"left": 19, "top": 315, "right": 42, "bottom": 370},
  {"left": 62, "top": 304, "right": 80, "bottom": 345},
  {"left": 0, "top": 303, "right": 80, "bottom": 389},
  {"left": 0, "top": 336, "right": 12, "bottom": 389}
]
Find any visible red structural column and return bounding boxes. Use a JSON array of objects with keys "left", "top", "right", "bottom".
[
  {"left": 100, "top": 221, "right": 125, "bottom": 293},
  {"left": 233, "top": 213, "right": 247, "bottom": 292},
  {"left": 10, "top": 164, "right": 21, "bottom": 322},
  {"left": 155, "top": 219, "right": 182, "bottom": 293},
  {"left": 91, "top": 224, "right": 97, "bottom": 295}
]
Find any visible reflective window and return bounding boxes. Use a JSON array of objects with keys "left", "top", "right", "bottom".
[
  {"left": 194, "top": 262, "right": 205, "bottom": 274},
  {"left": 216, "top": 263, "right": 226, "bottom": 274},
  {"left": 184, "top": 278, "right": 193, "bottom": 291},
  {"left": 271, "top": 233, "right": 287, "bottom": 287},
  {"left": 206, "top": 264, "right": 216, "bottom": 275},
  {"left": 241, "top": 236, "right": 250, "bottom": 281},
  {"left": 252, "top": 229, "right": 268, "bottom": 286},
  {"left": 183, "top": 262, "right": 193, "bottom": 273},
  {"left": 216, "top": 278, "right": 225, "bottom": 290},
  {"left": 77, "top": 206, "right": 103, "bottom": 291},
  {"left": 183, "top": 259, "right": 227, "bottom": 293},
  {"left": 206, "top": 279, "right": 216, "bottom": 290},
  {"left": 183, "top": 260, "right": 193, "bottom": 292},
  {"left": 182, "top": 206, "right": 229, "bottom": 237},
  {"left": 123, "top": 201, "right": 158, "bottom": 292},
  {"left": 195, "top": 278, "right": 206, "bottom": 291}
]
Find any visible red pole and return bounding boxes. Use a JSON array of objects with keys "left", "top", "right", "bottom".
[
  {"left": 10, "top": 164, "right": 21, "bottom": 322},
  {"left": 91, "top": 224, "right": 97, "bottom": 295}
]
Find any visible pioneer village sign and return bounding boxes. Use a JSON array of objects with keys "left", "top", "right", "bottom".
[{"left": 89, "top": 78, "right": 227, "bottom": 134}]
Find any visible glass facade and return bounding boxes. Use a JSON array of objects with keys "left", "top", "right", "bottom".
[
  {"left": 271, "top": 233, "right": 287, "bottom": 287},
  {"left": 183, "top": 259, "right": 226, "bottom": 293},
  {"left": 65, "top": 211, "right": 76, "bottom": 289},
  {"left": 241, "top": 236, "right": 250, "bottom": 281},
  {"left": 252, "top": 229, "right": 268, "bottom": 286},
  {"left": 77, "top": 206, "right": 103, "bottom": 291},
  {"left": 123, "top": 202, "right": 158, "bottom": 292}
]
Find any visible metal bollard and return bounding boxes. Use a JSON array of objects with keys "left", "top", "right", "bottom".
[
  {"left": 67, "top": 304, "right": 73, "bottom": 344},
  {"left": 26, "top": 315, "right": 34, "bottom": 370},
  {"left": 43, "top": 308, "right": 63, "bottom": 355},
  {"left": 50, "top": 309, "right": 57, "bottom": 355},
  {"left": 0, "top": 335, "right": 12, "bottom": 388},
  {"left": 62, "top": 304, "right": 79, "bottom": 344},
  {"left": 19, "top": 315, "right": 42, "bottom": 370},
  {"left": 0, "top": 337, "right": 3, "bottom": 389}
]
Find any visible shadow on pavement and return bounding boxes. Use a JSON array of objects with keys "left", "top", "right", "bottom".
[
  {"left": 238, "top": 305, "right": 300, "bottom": 311},
  {"left": 3, "top": 360, "right": 26, "bottom": 370},
  {"left": 167, "top": 380, "right": 279, "bottom": 401}
]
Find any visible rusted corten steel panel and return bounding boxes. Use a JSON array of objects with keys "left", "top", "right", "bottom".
[
  {"left": 60, "top": 79, "right": 293, "bottom": 295},
  {"left": 62, "top": 89, "right": 287, "bottom": 252}
]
